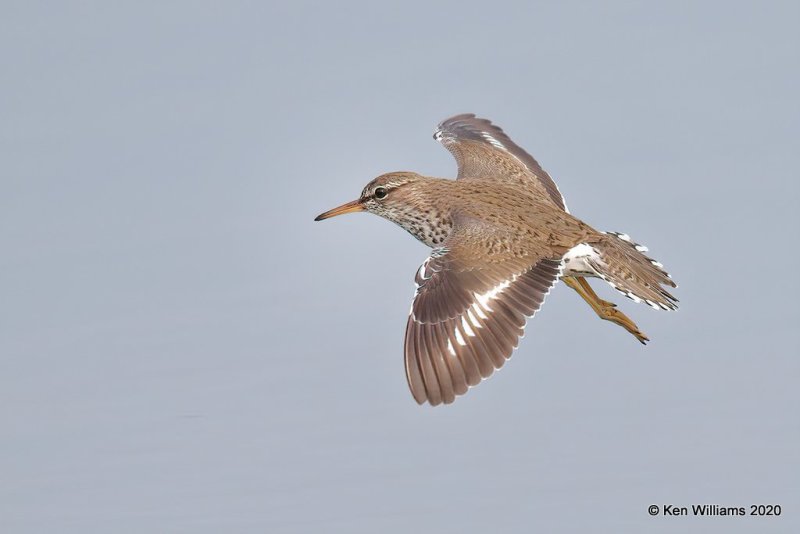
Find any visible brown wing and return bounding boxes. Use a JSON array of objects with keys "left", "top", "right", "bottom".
[
  {"left": 434, "top": 113, "right": 567, "bottom": 211},
  {"left": 404, "top": 218, "right": 562, "bottom": 406}
]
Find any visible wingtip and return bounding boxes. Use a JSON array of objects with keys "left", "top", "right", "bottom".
[{"left": 437, "top": 112, "right": 477, "bottom": 129}]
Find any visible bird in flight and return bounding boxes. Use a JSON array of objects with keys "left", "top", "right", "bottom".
[{"left": 315, "top": 114, "right": 677, "bottom": 406}]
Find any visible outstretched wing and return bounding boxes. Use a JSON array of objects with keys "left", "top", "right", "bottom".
[
  {"left": 404, "top": 218, "right": 562, "bottom": 406},
  {"left": 434, "top": 113, "right": 567, "bottom": 211}
]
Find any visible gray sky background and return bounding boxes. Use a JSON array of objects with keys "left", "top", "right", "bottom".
[{"left": 1, "top": 1, "right": 798, "bottom": 533}]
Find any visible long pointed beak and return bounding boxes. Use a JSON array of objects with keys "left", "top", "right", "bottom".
[{"left": 314, "top": 199, "right": 365, "bottom": 221}]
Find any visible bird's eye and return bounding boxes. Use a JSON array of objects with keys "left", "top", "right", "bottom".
[{"left": 374, "top": 187, "right": 388, "bottom": 199}]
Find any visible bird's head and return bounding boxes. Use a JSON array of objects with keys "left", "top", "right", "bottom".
[{"left": 314, "top": 172, "right": 426, "bottom": 222}]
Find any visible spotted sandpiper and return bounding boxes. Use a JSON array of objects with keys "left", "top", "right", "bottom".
[{"left": 316, "top": 114, "right": 677, "bottom": 406}]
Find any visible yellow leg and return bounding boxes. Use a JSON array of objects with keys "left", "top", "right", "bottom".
[{"left": 563, "top": 276, "right": 649, "bottom": 344}]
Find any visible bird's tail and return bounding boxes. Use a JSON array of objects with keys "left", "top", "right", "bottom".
[{"left": 588, "top": 231, "right": 678, "bottom": 310}]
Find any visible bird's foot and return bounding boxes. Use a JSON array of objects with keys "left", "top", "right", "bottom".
[
  {"left": 598, "top": 304, "right": 649, "bottom": 344},
  {"left": 563, "top": 276, "right": 650, "bottom": 344}
]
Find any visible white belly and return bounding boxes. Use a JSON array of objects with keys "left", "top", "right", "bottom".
[{"left": 562, "top": 243, "right": 601, "bottom": 277}]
